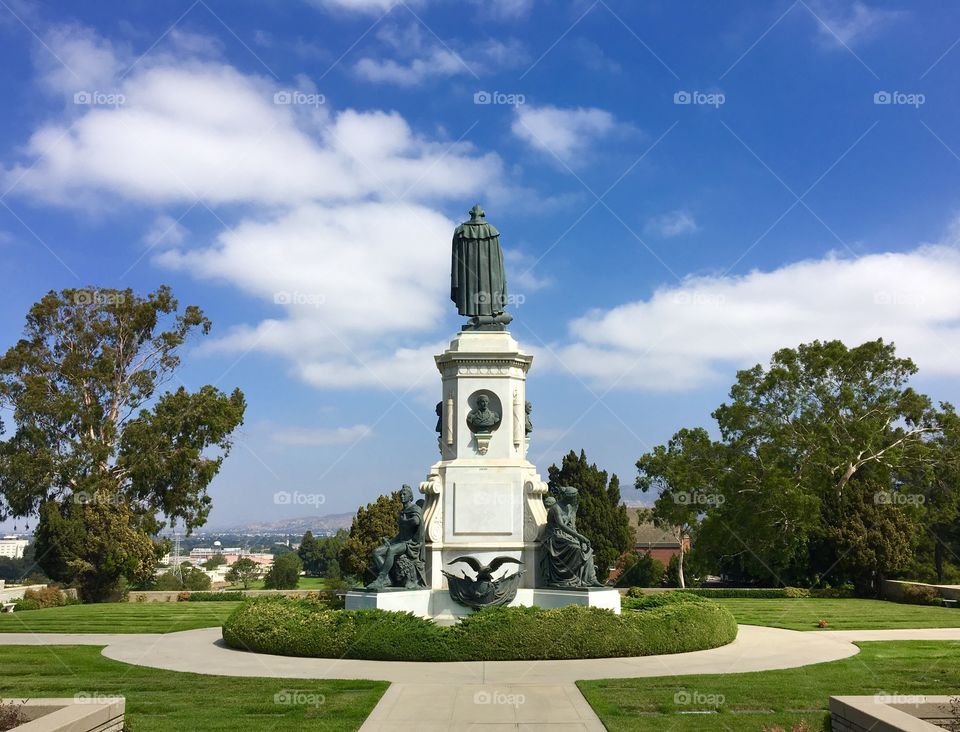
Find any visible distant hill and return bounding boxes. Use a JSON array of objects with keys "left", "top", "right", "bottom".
[{"left": 220, "top": 512, "right": 356, "bottom": 534}]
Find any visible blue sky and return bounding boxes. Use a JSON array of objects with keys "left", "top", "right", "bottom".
[{"left": 2, "top": 0, "right": 960, "bottom": 530}]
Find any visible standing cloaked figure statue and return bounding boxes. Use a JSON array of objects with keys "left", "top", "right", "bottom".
[{"left": 451, "top": 204, "right": 513, "bottom": 329}]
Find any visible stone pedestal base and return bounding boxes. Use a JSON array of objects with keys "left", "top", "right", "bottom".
[{"left": 345, "top": 587, "right": 620, "bottom": 625}]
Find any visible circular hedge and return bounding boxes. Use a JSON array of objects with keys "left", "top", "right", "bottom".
[{"left": 221, "top": 592, "right": 737, "bottom": 661}]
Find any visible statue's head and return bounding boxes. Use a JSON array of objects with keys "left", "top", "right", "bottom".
[
  {"left": 559, "top": 485, "right": 579, "bottom": 503},
  {"left": 400, "top": 484, "right": 413, "bottom": 502},
  {"left": 435, "top": 401, "right": 442, "bottom": 416},
  {"left": 469, "top": 203, "right": 485, "bottom": 220},
  {"left": 476, "top": 394, "right": 489, "bottom": 410},
  {"left": 525, "top": 401, "right": 532, "bottom": 413},
  {"left": 543, "top": 495, "right": 557, "bottom": 508}
]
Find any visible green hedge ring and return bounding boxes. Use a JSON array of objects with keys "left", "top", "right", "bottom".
[{"left": 221, "top": 592, "right": 738, "bottom": 662}]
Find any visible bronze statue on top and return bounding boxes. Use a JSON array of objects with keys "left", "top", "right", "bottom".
[{"left": 451, "top": 204, "right": 513, "bottom": 330}]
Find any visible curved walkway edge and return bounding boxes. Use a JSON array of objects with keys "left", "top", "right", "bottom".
[
  {"left": 5, "top": 626, "right": 960, "bottom": 731},
  {"left": 0, "top": 625, "right": 862, "bottom": 683}
]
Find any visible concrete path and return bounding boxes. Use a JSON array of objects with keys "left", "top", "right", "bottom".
[
  {"left": 83, "top": 624, "right": 862, "bottom": 681},
  {"left": 4, "top": 626, "right": 960, "bottom": 731}
]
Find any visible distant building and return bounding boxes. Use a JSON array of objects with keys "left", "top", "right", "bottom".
[
  {"left": 625, "top": 508, "right": 690, "bottom": 562},
  {"left": 185, "top": 547, "right": 273, "bottom": 567},
  {"left": 0, "top": 535, "right": 29, "bottom": 559}
]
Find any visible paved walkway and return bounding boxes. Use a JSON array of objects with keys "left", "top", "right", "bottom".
[{"left": 3, "top": 625, "right": 960, "bottom": 730}]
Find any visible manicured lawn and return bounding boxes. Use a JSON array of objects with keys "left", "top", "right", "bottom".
[
  {"left": 711, "top": 597, "right": 960, "bottom": 630},
  {"left": 0, "top": 601, "right": 241, "bottom": 633},
  {"left": 0, "top": 646, "right": 386, "bottom": 731},
  {"left": 579, "top": 641, "right": 960, "bottom": 731}
]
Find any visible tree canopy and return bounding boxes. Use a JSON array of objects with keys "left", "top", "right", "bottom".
[
  {"left": 637, "top": 339, "right": 960, "bottom": 594},
  {"left": 0, "top": 286, "right": 245, "bottom": 600}
]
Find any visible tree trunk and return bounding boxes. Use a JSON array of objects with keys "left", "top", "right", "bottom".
[{"left": 935, "top": 540, "right": 944, "bottom": 584}]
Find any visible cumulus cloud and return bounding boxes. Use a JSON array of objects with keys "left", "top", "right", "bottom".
[
  {"left": 143, "top": 215, "right": 187, "bottom": 248},
  {"left": 644, "top": 210, "right": 698, "bottom": 238},
  {"left": 547, "top": 238, "right": 960, "bottom": 391},
  {"left": 809, "top": 0, "right": 905, "bottom": 48},
  {"left": 4, "top": 24, "right": 506, "bottom": 392},
  {"left": 352, "top": 24, "right": 526, "bottom": 85},
  {"left": 512, "top": 104, "right": 618, "bottom": 161}
]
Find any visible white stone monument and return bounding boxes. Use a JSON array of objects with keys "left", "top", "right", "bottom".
[{"left": 346, "top": 205, "right": 619, "bottom": 621}]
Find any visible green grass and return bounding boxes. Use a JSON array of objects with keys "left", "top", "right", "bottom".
[
  {"left": 0, "top": 646, "right": 386, "bottom": 731},
  {"left": 0, "top": 601, "right": 241, "bottom": 633},
  {"left": 579, "top": 640, "right": 960, "bottom": 731},
  {"left": 712, "top": 597, "right": 960, "bottom": 630}
]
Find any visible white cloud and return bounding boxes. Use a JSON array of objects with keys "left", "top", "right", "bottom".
[
  {"left": 354, "top": 48, "right": 466, "bottom": 85},
  {"left": 512, "top": 104, "right": 618, "bottom": 161},
  {"left": 37, "top": 24, "right": 125, "bottom": 96},
  {"left": 504, "top": 249, "right": 552, "bottom": 293},
  {"left": 143, "top": 215, "right": 187, "bottom": 248},
  {"left": 4, "top": 25, "right": 507, "bottom": 392},
  {"left": 157, "top": 201, "right": 455, "bottom": 389},
  {"left": 549, "top": 238, "right": 960, "bottom": 391},
  {"left": 306, "top": 0, "right": 406, "bottom": 12},
  {"left": 810, "top": 1, "right": 905, "bottom": 48},
  {"left": 352, "top": 24, "right": 526, "bottom": 86},
  {"left": 5, "top": 50, "right": 503, "bottom": 207},
  {"left": 272, "top": 424, "right": 373, "bottom": 445},
  {"left": 644, "top": 210, "right": 698, "bottom": 238}
]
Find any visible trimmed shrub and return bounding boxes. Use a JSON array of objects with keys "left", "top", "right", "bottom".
[
  {"left": 638, "top": 587, "right": 812, "bottom": 599},
  {"left": 222, "top": 593, "right": 737, "bottom": 662},
  {"left": 899, "top": 584, "right": 944, "bottom": 607},
  {"left": 13, "top": 598, "right": 40, "bottom": 611},
  {"left": 180, "top": 591, "right": 244, "bottom": 602},
  {"left": 23, "top": 587, "right": 66, "bottom": 608},
  {"left": 809, "top": 587, "right": 855, "bottom": 599}
]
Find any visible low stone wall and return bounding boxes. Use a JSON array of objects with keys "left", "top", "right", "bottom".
[
  {"left": 882, "top": 580, "right": 960, "bottom": 603},
  {"left": 3, "top": 696, "right": 124, "bottom": 731},
  {"left": 0, "top": 586, "right": 79, "bottom": 604},
  {"left": 127, "top": 588, "right": 337, "bottom": 603},
  {"left": 830, "top": 695, "right": 957, "bottom": 731}
]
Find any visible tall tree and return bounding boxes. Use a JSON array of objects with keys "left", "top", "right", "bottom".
[
  {"left": 263, "top": 552, "right": 302, "bottom": 590},
  {"left": 548, "top": 450, "right": 633, "bottom": 583},
  {"left": 0, "top": 286, "right": 245, "bottom": 600},
  {"left": 225, "top": 557, "right": 261, "bottom": 589},
  {"left": 637, "top": 340, "right": 953, "bottom": 592},
  {"left": 339, "top": 491, "right": 403, "bottom": 581}
]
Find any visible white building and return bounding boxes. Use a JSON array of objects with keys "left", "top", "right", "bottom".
[{"left": 0, "top": 535, "right": 29, "bottom": 559}]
